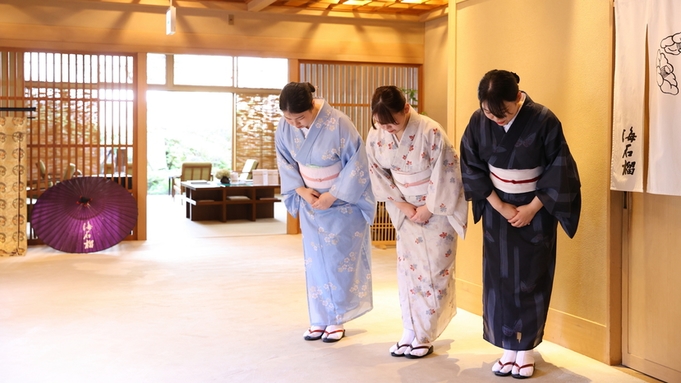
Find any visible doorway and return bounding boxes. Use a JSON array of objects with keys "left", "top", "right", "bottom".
[{"left": 623, "top": 192, "right": 681, "bottom": 382}]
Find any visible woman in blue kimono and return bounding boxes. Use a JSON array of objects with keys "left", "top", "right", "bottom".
[
  {"left": 460, "top": 70, "right": 581, "bottom": 378},
  {"left": 275, "top": 82, "right": 376, "bottom": 343}
]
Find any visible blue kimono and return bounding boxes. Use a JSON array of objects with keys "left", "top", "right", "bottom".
[{"left": 275, "top": 100, "right": 376, "bottom": 326}]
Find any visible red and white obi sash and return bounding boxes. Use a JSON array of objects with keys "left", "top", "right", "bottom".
[
  {"left": 391, "top": 168, "right": 431, "bottom": 196},
  {"left": 298, "top": 162, "right": 342, "bottom": 189},
  {"left": 488, "top": 164, "right": 542, "bottom": 194}
]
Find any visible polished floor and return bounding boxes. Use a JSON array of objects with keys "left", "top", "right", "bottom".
[{"left": 0, "top": 196, "right": 662, "bottom": 383}]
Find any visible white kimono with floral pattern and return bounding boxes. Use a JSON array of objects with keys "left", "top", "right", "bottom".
[
  {"left": 275, "top": 100, "right": 376, "bottom": 326},
  {"left": 366, "top": 107, "right": 468, "bottom": 342}
]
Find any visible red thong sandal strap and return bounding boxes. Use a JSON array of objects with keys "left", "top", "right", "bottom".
[
  {"left": 324, "top": 329, "right": 344, "bottom": 335},
  {"left": 515, "top": 363, "right": 534, "bottom": 371}
]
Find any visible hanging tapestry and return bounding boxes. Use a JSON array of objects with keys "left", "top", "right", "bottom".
[
  {"left": 0, "top": 117, "right": 28, "bottom": 256},
  {"left": 647, "top": 0, "right": 681, "bottom": 196},
  {"left": 612, "top": 0, "right": 681, "bottom": 196},
  {"left": 611, "top": 0, "right": 647, "bottom": 192}
]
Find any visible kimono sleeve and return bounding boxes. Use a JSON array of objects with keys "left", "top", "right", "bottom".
[
  {"left": 424, "top": 126, "right": 468, "bottom": 238},
  {"left": 328, "top": 115, "right": 371, "bottom": 202},
  {"left": 536, "top": 114, "right": 582, "bottom": 238},
  {"left": 274, "top": 119, "right": 304, "bottom": 218},
  {"left": 328, "top": 114, "right": 376, "bottom": 223},
  {"left": 460, "top": 111, "right": 494, "bottom": 223}
]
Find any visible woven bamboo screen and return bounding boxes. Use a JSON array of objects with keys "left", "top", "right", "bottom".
[
  {"left": 299, "top": 61, "right": 421, "bottom": 247},
  {"left": 0, "top": 49, "right": 136, "bottom": 244},
  {"left": 234, "top": 93, "right": 280, "bottom": 173}
]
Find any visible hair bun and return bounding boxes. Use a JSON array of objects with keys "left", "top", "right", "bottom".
[
  {"left": 306, "top": 82, "right": 316, "bottom": 93},
  {"left": 511, "top": 72, "right": 520, "bottom": 84}
]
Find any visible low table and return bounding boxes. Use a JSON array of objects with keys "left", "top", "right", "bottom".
[{"left": 181, "top": 181, "right": 281, "bottom": 222}]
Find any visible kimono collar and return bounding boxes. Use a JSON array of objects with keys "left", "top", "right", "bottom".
[
  {"left": 298, "top": 99, "right": 325, "bottom": 137},
  {"left": 389, "top": 106, "right": 421, "bottom": 170},
  {"left": 490, "top": 92, "right": 536, "bottom": 164},
  {"left": 296, "top": 99, "right": 329, "bottom": 162},
  {"left": 397, "top": 105, "right": 420, "bottom": 142},
  {"left": 502, "top": 92, "right": 527, "bottom": 132}
]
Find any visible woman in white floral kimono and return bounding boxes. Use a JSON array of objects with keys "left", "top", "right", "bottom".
[
  {"left": 275, "top": 82, "right": 376, "bottom": 343},
  {"left": 365, "top": 86, "right": 468, "bottom": 358}
]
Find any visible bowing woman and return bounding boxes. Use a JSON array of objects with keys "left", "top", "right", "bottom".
[
  {"left": 460, "top": 70, "right": 581, "bottom": 378},
  {"left": 275, "top": 82, "right": 376, "bottom": 343},
  {"left": 365, "top": 85, "right": 468, "bottom": 358}
]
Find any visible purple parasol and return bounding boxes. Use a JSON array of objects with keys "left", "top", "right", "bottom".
[{"left": 31, "top": 176, "right": 138, "bottom": 253}]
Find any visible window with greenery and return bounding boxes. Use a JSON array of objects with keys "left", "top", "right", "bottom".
[{"left": 146, "top": 54, "right": 287, "bottom": 195}]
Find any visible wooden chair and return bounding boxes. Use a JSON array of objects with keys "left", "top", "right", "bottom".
[
  {"left": 172, "top": 162, "right": 212, "bottom": 200},
  {"left": 62, "top": 163, "right": 77, "bottom": 181},
  {"left": 35, "top": 160, "right": 54, "bottom": 189},
  {"left": 34, "top": 160, "right": 77, "bottom": 188}
]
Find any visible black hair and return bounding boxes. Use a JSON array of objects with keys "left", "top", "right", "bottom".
[
  {"left": 370, "top": 85, "right": 407, "bottom": 129},
  {"left": 477, "top": 70, "right": 520, "bottom": 119},
  {"left": 279, "top": 82, "right": 316, "bottom": 114}
]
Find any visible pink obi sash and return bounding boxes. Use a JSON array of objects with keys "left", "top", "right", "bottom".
[
  {"left": 298, "top": 162, "right": 341, "bottom": 189},
  {"left": 391, "top": 168, "right": 431, "bottom": 196},
  {"left": 488, "top": 164, "right": 542, "bottom": 194}
]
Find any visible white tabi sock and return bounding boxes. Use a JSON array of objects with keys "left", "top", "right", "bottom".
[
  {"left": 303, "top": 325, "right": 326, "bottom": 340},
  {"left": 389, "top": 329, "right": 415, "bottom": 354},
  {"left": 492, "top": 349, "right": 517, "bottom": 374},
  {"left": 399, "top": 329, "right": 415, "bottom": 346},
  {"left": 407, "top": 337, "right": 433, "bottom": 357},
  {"left": 513, "top": 350, "right": 535, "bottom": 378},
  {"left": 321, "top": 324, "right": 344, "bottom": 340}
]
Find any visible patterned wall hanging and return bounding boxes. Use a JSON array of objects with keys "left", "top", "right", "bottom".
[{"left": 0, "top": 117, "right": 27, "bottom": 256}]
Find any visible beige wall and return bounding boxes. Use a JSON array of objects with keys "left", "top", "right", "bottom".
[
  {"left": 424, "top": 16, "right": 449, "bottom": 127},
  {"left": 447, "top": 0, "right": 615, "bottom": 363}
]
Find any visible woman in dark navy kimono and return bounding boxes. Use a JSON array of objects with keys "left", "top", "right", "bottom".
[{"left": 460, "top": 70, "right": 581, "bottom": 379}]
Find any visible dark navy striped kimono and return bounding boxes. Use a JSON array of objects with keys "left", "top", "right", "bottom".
[{"left": 459, "top": 93, "right": 581, "bottom": 350}]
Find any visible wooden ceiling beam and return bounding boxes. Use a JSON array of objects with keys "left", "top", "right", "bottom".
[{"left": 246, "top": 0, "right": 277, "bottom": 12}]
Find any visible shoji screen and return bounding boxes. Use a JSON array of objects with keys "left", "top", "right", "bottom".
[{"left": 1, "top": 50, "right": 137, "bottom": 243}]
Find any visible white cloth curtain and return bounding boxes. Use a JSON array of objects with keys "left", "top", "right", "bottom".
[
  {"left": 613, "top": 0, "right": 681, "bottom": 195},
  {"left": 611, "top": 0, "right": 647, "bottom": 192},
  {"left": 0, "top": 117, "right": 28, "bottom": 256},
  {"left": 647, "top": 0, "right": 681, "bottom": 196}
]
